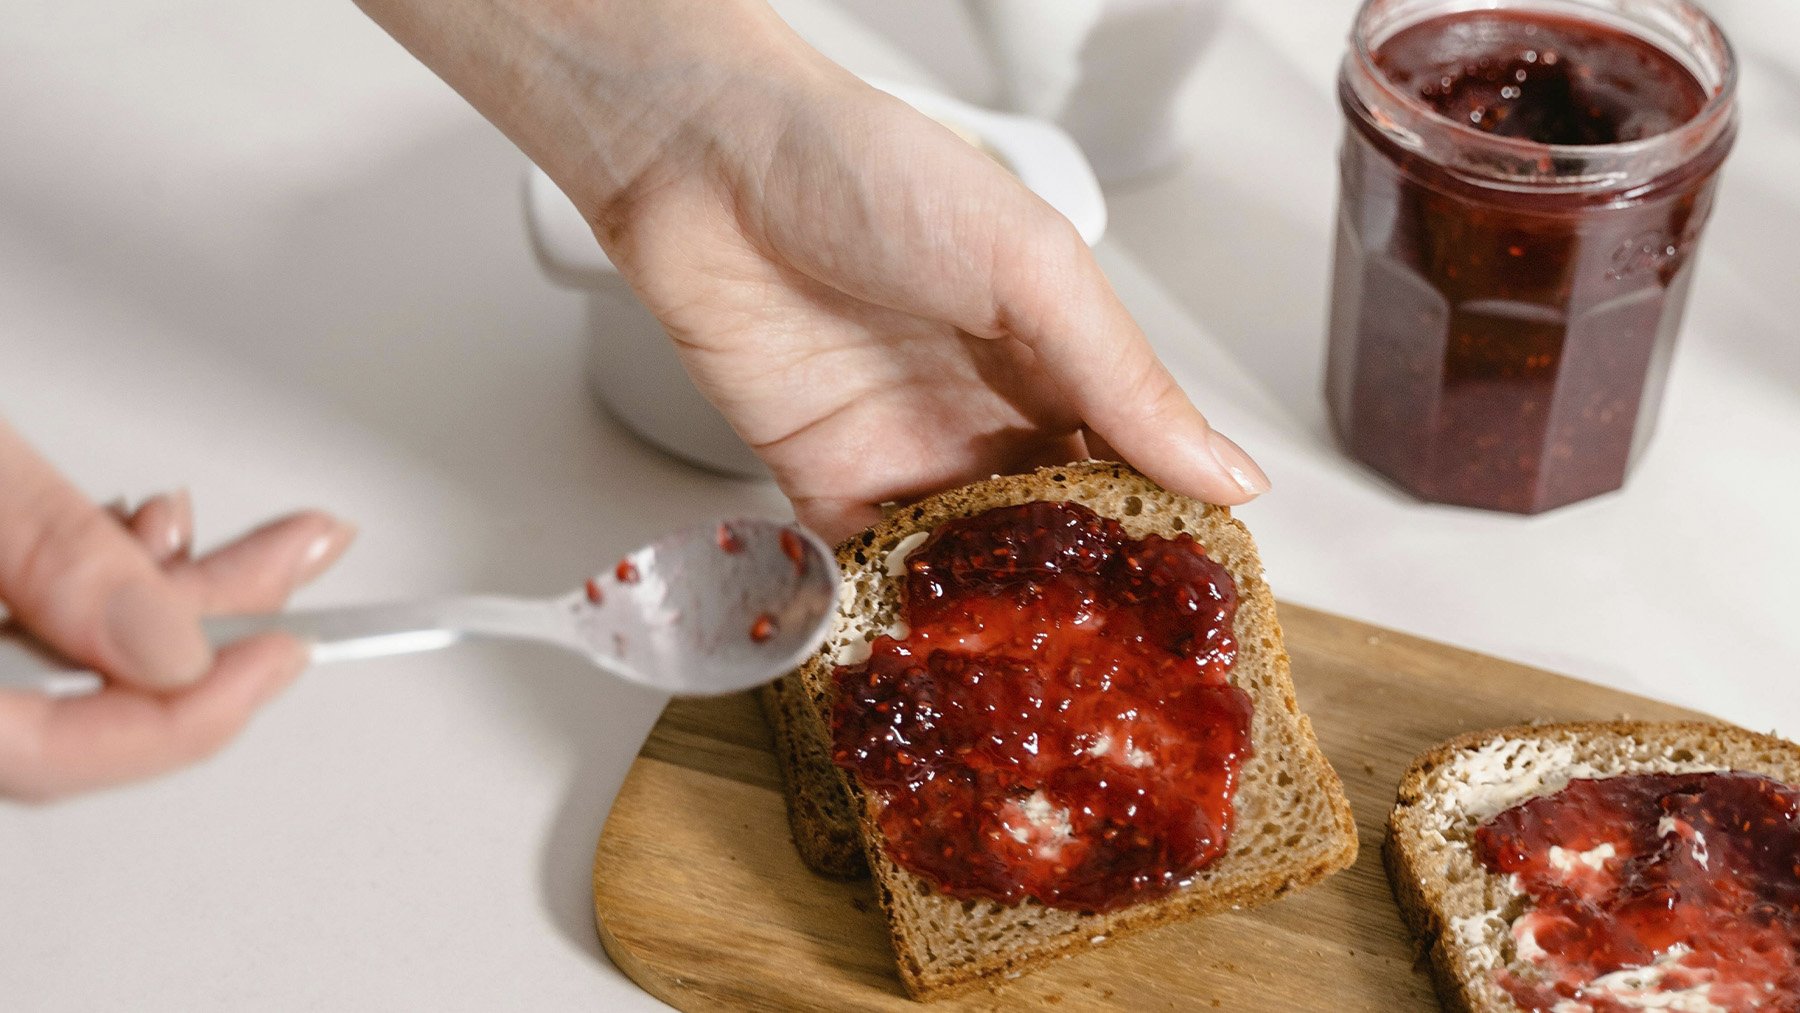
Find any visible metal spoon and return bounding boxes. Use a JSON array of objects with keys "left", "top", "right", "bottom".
[{"left": 0, "top": 518, "right": 840, "bottom": 698}]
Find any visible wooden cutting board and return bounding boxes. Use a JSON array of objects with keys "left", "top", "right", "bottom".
[{"left": 591, "top": 602, "right": 1709, "bottom": 1011}]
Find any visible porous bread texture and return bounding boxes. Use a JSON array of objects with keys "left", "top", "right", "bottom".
[
  {"left": 769, "top": 460, "right": 1359, "bottom": 1000},
  {"left": 1385, "top": 721, "right": 1800, "bottom": 1013}
]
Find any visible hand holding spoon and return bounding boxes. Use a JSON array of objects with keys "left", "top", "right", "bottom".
[{"left": 0, "top": 519, "right": 840, "bottom": 698}]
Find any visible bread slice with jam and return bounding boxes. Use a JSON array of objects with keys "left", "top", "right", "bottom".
[
  {"left": 1386, "top": 720, "right": 1800, "bottom": 1013},
  {"left": 760, "top": 460, "right": 1358, "bottom": 1000}
]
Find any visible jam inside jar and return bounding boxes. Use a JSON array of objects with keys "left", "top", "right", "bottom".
[{"left": 1325, "top": 0, "right": 1737, "bottom": 513}]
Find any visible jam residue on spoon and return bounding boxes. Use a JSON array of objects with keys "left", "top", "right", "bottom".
[
  {"left": 830, "top": 502, "right": 1253, "bottom": 912},
  {"left": 716, "top": 522, "right": 745, "bottom": 554},
  {"left": 1475, "top": 771, "right": 1800, "bottom": 1011}
]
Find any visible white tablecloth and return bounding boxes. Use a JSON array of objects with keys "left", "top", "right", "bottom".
[{"left": 2, "top": 0, "right": 1795, "bottom": 1008}]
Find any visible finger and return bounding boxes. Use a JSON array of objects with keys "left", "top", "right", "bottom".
[
  {"left": 0, "top": 634, "right": 306, "bottom": 803},
  {"left": 790, "top": 432, "right": 1087, "bottom": 543},
  {"left": 0, "top": 422, "right": 211, "bottom": 689},
  {"left": 791, "top": 497, "right": 884, "bottom": 546},
  {"left": 125, "top": 489, "right": 194, "bottom": 565},
  {"left": 1014, "top": 433, "right": 1092, "bottom": 474},
  {"left": 990, "top": 219, "right": 1270, "bottom": 505},
  {"left": 1082, "top": 428, "right": 1119, "bottom": 464},
  {"left": 168, "top": 510, "right": 356, "bottom": 614}
]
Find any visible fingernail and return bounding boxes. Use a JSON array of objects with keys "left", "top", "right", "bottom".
[
  {"left": 167, "top": 488, "right": 194, "bottom": 561},
  {"left": 295, "top": 518, "right": 357, "bottom": 585},
  {"left": 131, "top": 490, "right": 194, "bottom": 564},
  {"left": 105, "top": 579, "right": 211, "bottom": 687},
  {"left": 1206, "top": 431, "right": 1272, "bottom": 497}
]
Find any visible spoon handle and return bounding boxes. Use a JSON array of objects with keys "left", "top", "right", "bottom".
[
  {"left": 0, "top": 634, "right": 102, "bottom": 697},
  {"left": 0, "top": 596, "right": 565, "bottom": 697}
]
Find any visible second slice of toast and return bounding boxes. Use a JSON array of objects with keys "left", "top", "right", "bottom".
[
  {"left": 1386, "top": 720, "right": 1800, "bottom": 1012},
  {"left": 769, "top": 461, "right": 1359, "bottom": 999}
]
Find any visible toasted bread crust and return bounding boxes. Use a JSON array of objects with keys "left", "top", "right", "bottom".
[
  {"left": 771, "top": 460, "right": 1359, "bottom": 999},
  {"left": 1385, "top": 801, "right": 1484, "bottom": 1013},
  {"left": 757, "top": 677, "right": 867, "bottom": 879},
  {"left": 1385, "top": 720, "right": 1800, "bottom": 1013}
]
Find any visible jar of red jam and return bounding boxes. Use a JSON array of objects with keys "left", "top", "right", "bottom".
[{"left": 1325, "top": 0, "right": 1736, "bottom": 513}]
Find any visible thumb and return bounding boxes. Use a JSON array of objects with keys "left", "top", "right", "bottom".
[
  {"left": 991, "top": 217, "right": 1270, "bottom": 504},
  {"left": 0, "top": 423, "right": 211, "bottom": 689}
]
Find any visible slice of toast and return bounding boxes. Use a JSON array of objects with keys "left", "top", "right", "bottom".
[
  {"left": 1385, "top": 720, "right": 1800, "bottom": 1013},
  {"left": 765, "top": 460, "right": 1358, "bottom": 999}
]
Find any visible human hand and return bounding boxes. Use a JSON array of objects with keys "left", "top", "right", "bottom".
[
  {"left": 588, "top": 62, "right": 1271, "bottom": 538},
  {"left": 0, "top": 423, "right": 354, "bottom": 802},
  {"left": 355, "top": 0, "right": 1268, "bottom": 541}
]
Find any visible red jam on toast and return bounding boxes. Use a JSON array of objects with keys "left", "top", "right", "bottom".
[
  {"left": 1475, "top": 771, "right": 1800, "bottom": 1011},
  {"left": 830, "top": 502, "right": 1253, "bottom": 912}
]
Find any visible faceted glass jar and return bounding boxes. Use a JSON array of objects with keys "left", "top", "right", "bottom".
[{"left": 1324, "top": 0, "right": 1737, "bottom": 513}]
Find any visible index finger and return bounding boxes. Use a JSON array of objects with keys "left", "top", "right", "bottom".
[{"left": 986, "top": 217, "right": 1271, "bottom": 505}]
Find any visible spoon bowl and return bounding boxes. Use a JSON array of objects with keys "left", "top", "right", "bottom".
[{"left": 569, "top": 519, "right": 840, "bottom": 694}]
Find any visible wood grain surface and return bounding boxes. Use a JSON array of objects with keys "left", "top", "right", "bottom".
[{"left": 591, "top": 603, "right": 1710, "bottom": 1011}]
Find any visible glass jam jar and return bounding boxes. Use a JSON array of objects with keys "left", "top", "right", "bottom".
[{"left": 1324, "top": 0, "right": 1737, "bottom": 513}]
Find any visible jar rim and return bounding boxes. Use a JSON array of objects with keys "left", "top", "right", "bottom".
[{"left": 1345, "top": 0, "right": 1738, "bottom": 188}]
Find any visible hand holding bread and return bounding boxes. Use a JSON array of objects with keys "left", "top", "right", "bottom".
[{"left": 356, "top": 0, "right": 1271, "bottom": 541}]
